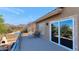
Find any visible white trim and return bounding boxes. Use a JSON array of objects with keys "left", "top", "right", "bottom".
[
  {"left": 49, "top": 17, "right": 75, "bottom": 51},
  {"left": 58, "top": 21, "right": 60, "bottom": 44},
  {"left": 72, "top": 18, "right": 75, "bottom": 51}
]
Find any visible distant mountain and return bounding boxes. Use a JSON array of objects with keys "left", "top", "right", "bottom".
[{"left": 5, "top": 23, "right": 27, "bottom": 33}]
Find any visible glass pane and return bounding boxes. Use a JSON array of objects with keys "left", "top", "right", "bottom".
[
  {"left": 60, "top": 19, "right": 73, "bottom": 49},
  {"left": 51, "top": 22, "right": 59, "bottom": 43}
]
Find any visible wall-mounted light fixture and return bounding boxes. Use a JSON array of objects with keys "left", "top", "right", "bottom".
[{"left": 46, "top": 22, "right": 49, "bottom": 26}]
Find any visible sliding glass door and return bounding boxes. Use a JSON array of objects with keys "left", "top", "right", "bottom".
[
  {"left": 60, "top": 19, "right": 73, "bottom": 49},
  {"left": 51, "top": 22, "right": 59, "bottom": 43},
  {"left": 50, "top": 18, "right": 74, "bottom": 50}
]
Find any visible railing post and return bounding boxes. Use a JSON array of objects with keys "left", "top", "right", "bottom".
[{"left": 18, "top": 32, "right": 22, "bottom": 51}]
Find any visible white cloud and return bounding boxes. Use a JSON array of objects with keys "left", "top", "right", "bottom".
[
  {"left": 0, "top": 7, "right": 25, "bottom": 15},
  {"left": 14, "top": 8, "right": 25, "bottom": 13}
]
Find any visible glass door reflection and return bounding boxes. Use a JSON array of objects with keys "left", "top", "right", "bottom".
[
  {"left": 51, "top": 22, "right": 59, "bottom": 43},
  {"left": 60, "top": 19, "right": 73, "bottom": 49}
]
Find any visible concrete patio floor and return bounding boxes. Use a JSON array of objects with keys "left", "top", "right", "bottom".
[{"left": 18, "top": 35, "right": 68, "bottom": 51}]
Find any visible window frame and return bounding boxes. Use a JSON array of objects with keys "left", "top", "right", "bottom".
[{"left": 49, "top": 17, "right": 75, "bottom": 51}]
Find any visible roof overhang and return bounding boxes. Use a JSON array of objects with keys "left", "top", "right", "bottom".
[{"left": 35, "top": 7, "right": 63, "bottom": 23}]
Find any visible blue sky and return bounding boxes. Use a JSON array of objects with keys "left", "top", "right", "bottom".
[
  {"left": 51, "top": 18, "right": 73, "bottom": 29},
  {"left": 0, "top": 7, "right": 56, "bottom": 25},
  {"left": 52, "top": 22, "right": 58, "bottom": 27},
  {"left": 60, "top": 18, "right": 73, "bottom": 28}
]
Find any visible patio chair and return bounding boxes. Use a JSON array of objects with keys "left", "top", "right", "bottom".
[{"left": 33, "top": 30, "right": 41, "bottom": 38}]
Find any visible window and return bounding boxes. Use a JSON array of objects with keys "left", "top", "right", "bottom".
[
  {"left": 38, "top": 23, "right": 45, "bottom": 35},
  {"left": 60, "top": 19, "right": 73, "bottom": 49},
  {"left": 51, "top": 22, "right": 59, "bottom": 43},
  {"left": 50, "top": 18, "right": 74, "bottom": 50}
]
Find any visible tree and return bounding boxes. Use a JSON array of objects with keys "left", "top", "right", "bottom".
[
  {"left": 0, "top": 15, "right": 7, "bottom": 35},
  {"left": 51, "top": 24, "right": 58, "bottom": 36},
  {"left": 60, "top": 24, "right": 72, "bottom": 38},
  {"left": 0, "top": 15, "right": 4, "bottom": 23}
]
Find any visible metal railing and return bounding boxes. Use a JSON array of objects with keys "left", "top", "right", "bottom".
[{"left": 10, "top": 33, "right": 22, "bottom": 51}]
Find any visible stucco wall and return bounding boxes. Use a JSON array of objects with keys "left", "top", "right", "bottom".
[
  {"left": 27, "top": 23, "right": 36, "bottom": 34},
  {"left": 61, "top": 7, "right": 79, "bottom": 17}
]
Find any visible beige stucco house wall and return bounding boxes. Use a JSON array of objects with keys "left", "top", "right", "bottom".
[
  {"left": 26, "top": 22, "right": 36, "bottom": 35},
  {"left": 35, "top": 7, "right": 79, "bottom": 50}
]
